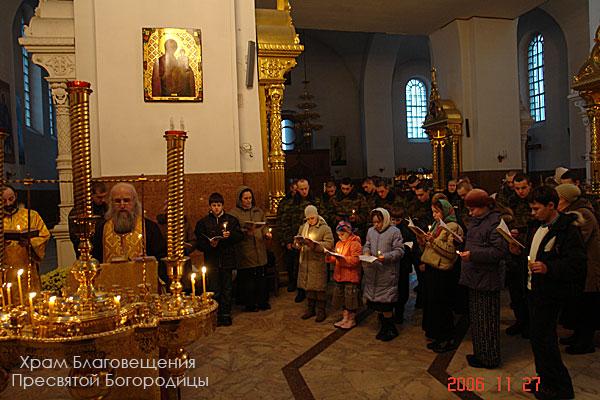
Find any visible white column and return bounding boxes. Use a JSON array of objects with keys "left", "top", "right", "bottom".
[
  {"left": 569, "top": 91, "right": 591, "bottom": 183},
  {"left": 20, "top": 0, "right": 76, "bottom": 267}
]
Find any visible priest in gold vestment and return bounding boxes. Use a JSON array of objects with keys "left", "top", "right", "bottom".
[
  {"left": 91, "top": 183, "right": 167, "bottom": 282},
  {"left": 2, "top": 185, "right": 50, "bottom": 299}
]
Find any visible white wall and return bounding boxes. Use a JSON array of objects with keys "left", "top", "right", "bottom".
[
  {"left": 431, "top": 18, "right": 522, "bottom": 172},
  {"left": 363, "top": 34, "right": 404, "bottom": 178},
  {"left": 74, "top": 0, "right": 261, "bottom": 177}
]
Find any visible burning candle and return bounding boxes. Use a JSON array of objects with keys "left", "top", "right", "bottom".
[
  {"left": 0, "top": 284, "right": 5, "bottom": 308},
  {"left": 201, "top": 266, "right": 207, "bottom": 301},
  {"left": 28, "top": 292, "right": 36, "bottom": 324},
  {"left": 351, "top": 209, "right": 356, "bottom": 215},
  {"left": 48, "top": 296, "right": 56, "bottom": 315},
  {"left": 6, "top": 283, "right": 12, "bottom": 306},
  {"left": 428, "top": 225, "right": 432, "bottom": 232},
  {"left": 17, "top": 269, "right": 24, "bottom": 305},
  {"left": 222, "top": 221, "right": 228, "bottom": 232},
  {"left": 268, "top": 227, "right": 273, "bottom": 234},
  {"left": 377, "top": 250, "right": 382, "bottom": 256},
  {"left": 190, "top": 273, "right": 196, "bottom": 298},
  {"left": 114, "top": 295, "right": 121, "bottom": 315},
  {"left": 16, "top": 224, "right": 21, "bottom": 231}
]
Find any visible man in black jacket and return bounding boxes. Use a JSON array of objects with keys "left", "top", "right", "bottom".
[
  {"left": 195, "top": 192, "right": 243, "bottom": 326},
  {"left": 510, "top": 186, "right": 586, "bottom": 400}
]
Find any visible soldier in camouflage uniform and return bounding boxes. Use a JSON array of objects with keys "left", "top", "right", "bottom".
[
  {"left": 331, "top": 178, "right": 370, "bottom": 240},
  {"left": 495, "top": 170, "right": 517, "bottom": 208},
  {"left": 406, "top": 182, "right": 434, "bottom": 309},
  {"left": 320, "top": 179, "right": 339, "bottom": 231},
  {"left": 374, "top": 180, "right": 409, "bottom": 218},
  {"left": 505, "top": 173, "right": 534, "bottom": 337},
  {"left": 362, "top": 177, "right": 378, "bottom": 211},
  {"left": 278, "top": 178, "right": 323, "bottom": 303}
]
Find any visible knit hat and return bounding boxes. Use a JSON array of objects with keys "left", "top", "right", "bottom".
[
  {"left": 554, "top": 166, "right": 569, "bottom": 184},
  {"left": 464, "top": 189, "right": 492, "bottom": 208},
  {"left": 555, "top": 183, "right": 581, "bottom": 203},
  {"left": 304, "top": 205, "right": 318, "bottom": 218},
  {"left": 336, "top": 221, "right": 352, "bottom": 232}
]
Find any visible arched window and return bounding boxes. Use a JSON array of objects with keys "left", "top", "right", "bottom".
[
  {"left": 20, "top": 16, "right": 31, "bottom": 128},
  {"left": 527, "top": 33, "right": 545, "bottom": 122},
  {"left": 281, "top": 118, "right": 295, "bottom": 151},
  {"left": 405, "top": 78, "right": 427, "bottom": 140}
]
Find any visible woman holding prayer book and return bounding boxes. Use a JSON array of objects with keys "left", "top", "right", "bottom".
[
  {"left": 229, "top": 186, "right": 272, "bottom": 312},
  {"left": 418, "top": 199, "right": 463, "bottom": 353},
  {"left": 457, "top": 189, "right": 508, "bottom": 369},
  {"left": 325, "top": 221, "right": 362, "bottom": 330},
  {"left": 295, "top": 205, "right": 334, "bottom": 322},
  {"left": 363, "top": 207, "right": 404, "bottom": 341}
]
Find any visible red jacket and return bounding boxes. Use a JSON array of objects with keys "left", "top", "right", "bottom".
[{"left": 327, "top": 234, "right": 362, "bottom": 284}]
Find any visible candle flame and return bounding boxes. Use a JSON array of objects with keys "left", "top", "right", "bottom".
[
  {"left": 6, "top": 283, "right": 11, "bottom": 288},
  {"left": 29, "top": 292, "right": 36, "bottom": 299},
  {"left": 17, "top": 269, "right": 24, "bottom": 277},
  {"left": 191, "top": 273, "right": 196, "bottom": 281},
  {"left": 16, "top": 224, "right": 21, "bottom": 230},
  {"left": 49, "top": 296, "right": 56, "bottom": 305},
  {"left": 201, "top": 266, "right": 207, "bottom": 274}
]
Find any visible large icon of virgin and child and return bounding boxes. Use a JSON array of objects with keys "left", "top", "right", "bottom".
[{"left": 143, "top": 28, "right": 203, "bottom": 102}]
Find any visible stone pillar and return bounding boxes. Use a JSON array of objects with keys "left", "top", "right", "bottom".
[
  {"left": 568, "top": 92, "right": 591, "bottom": 182},
  {"left": 20, "top": 0, "right": 77, "bottom": 267},
  {"left": 49, "top": 80, "right": 76, "bottom": 266},
  {"left": 519, "top": 102, "right": 534, "bottom": 173}
]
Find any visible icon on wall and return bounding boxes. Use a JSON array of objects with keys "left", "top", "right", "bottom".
[
  {"left": 142, "top": 27, "right": 203, "bottom": 102},
  {"left": 330, "top": 135, "right": 346, "bottom": 166}
]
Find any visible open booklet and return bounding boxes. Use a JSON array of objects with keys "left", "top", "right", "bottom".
[
  {"left": 200, "top": 233, "right": 225, "bottom": 241},
  {"left": 294, "top": 235, "right": 320, "bottom": 246},
  {"left": 437, "top": 219, "right": 464, "bottom": 243},
  {"left": 324, "top": 248, "right": 345, "bottom": 258},
  {"left": 406, "top": 217, "right": 427, "bottom": 238},
  {"left": 496, "top": 218, "right": 525, "bottom": 248},
  {"left": 359, "top": 255, "right": 380, "bottom": 263},
  {"left": 243, "top": 221, "right": 266, "bottom": 227}
]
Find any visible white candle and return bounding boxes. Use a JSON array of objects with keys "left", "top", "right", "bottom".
[
  {"left": 6, "top": 283, "right": 12, "bottom": 306},
  {"left": 222, "top": 221, "right": 228, "bottom": 231},
  {"left": 17, "top": 269, "right": 24, "bottom": 305},
  {"left": 28, "top": 292, "right": 36, "bottom": 324},
  {"left": 190, "top": 273, "right": 196, "bottom": 298},
  {"left": 201, "top": 266, "right": 207, "bottom": 301},
  {"left": 48, "top": 296, "right": 56, "bottom": 314}
]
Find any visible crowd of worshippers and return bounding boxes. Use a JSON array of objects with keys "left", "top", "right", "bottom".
[{"left": 5, "top": 164, "right": 597, "bottom": 399}]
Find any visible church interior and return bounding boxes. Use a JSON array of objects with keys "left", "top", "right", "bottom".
[{"left": 0, "top": 0, "right": 599, "bottom": 399}]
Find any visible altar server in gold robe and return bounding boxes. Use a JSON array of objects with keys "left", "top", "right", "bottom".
[{"left": 2, "top": 185, "right": 51, "bottom": 300}]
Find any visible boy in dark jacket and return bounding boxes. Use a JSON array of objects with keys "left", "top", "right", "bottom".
[
  {"left": 509, "top": 186, "right": 586, "bottom": 400},
  {"left": 195, "top": 192, "right": 243, "bottom": 326}
]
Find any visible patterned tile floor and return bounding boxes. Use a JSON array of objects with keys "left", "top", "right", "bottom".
[{"left": 2, "top": 280, "right": 599, "bottom": 399}]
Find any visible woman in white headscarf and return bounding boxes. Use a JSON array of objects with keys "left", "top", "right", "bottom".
[{"left": 362, "top": 207, "right": 404, "bottom": 341}]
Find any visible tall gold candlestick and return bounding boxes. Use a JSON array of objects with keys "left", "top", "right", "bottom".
[
  {"left": 6, "top": 283, "right": 12, "bottom": 306},
  {"left": 190, "top": 273, "right": 196, "bottom": 298},
  {"left": 17, "top": 269, "right": 24, "bottom": 305},
  {"left": 28, "top": 292, "right": 36, "bottom": 324},
  {"left": 201, "top": 266, "right": 207, "bottom": 302}
]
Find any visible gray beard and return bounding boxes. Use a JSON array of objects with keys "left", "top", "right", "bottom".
[{"left": 113, "top": 210, "right": 135, "bottom": 234}]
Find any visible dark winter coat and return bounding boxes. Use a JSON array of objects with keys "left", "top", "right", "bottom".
[
  {"left": 194, "top": 212, "right": 243, "bottom": 270},
  {"left": 460, "top": 209, "right": 508, "bottom": 291},
  {"left": 565, "top": 198, "right": 600, "bottom": 292},
  {"left": 229, "top": 186, "right": 269, "bottom": 270},
  {"left": 526, "top": 212, "right": 587, "bottom": 301}
]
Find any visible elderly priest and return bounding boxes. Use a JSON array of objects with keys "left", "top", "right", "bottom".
[{"left": 91, "top": 183, "right": 167, "bottom": 282}]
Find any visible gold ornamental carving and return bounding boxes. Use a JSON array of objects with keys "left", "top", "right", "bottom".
[
  {"left": 572, "top": 25, "right": 600, "bottom": 196},
  {"left": 256, "top": 0, "right": 303, "bottom": 214},
  {"left": 423, "top": 68, "right": 463, "bottom": 192}
]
